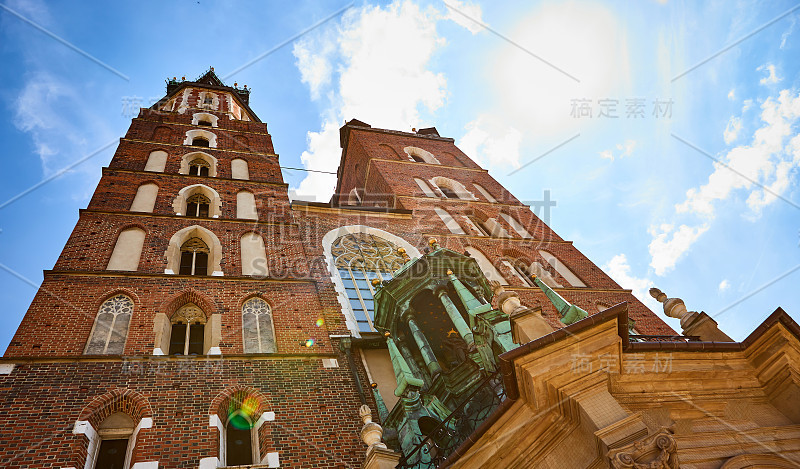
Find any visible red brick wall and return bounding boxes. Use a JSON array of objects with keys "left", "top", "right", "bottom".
[{"left": 0, "top": 83, "right": 676, "bottom": 468}]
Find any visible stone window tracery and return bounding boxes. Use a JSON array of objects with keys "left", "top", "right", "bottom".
[
  {"left": 85, "top": 294, "right": 133, "bottom": 355},
  {"left": 331, "top": 233, "right": 405, "bottom": 332},
  {"left": 180, "top": 237, "right": 209, "bottom": 276},
  {"left": 242, "top": 297, "right": 276, "bottom": 353},
  {"left": 189, "top": 158, "right": 210, "bottom": 176},
  {"left": 169, "top": 303, "right": 206, "bottom": 355},
  {"left": 186, "top": 193, "right": 210, "bottom": 217}
]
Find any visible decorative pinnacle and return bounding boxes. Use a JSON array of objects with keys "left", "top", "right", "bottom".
[
  {"left": 371, "top": 382, "right": 378, "bottom": 389},
  {"left": 384, "top": 331, "right": 391, "bottom": 338},
  {"left": 428, "top": 238, "right": 439, "bottom": 249},
  {"left": 371, "top": 278, "right": 381, "bottom": 287},
  {"left": 447, "top": 269, "right": 453, "bottom": 275}
]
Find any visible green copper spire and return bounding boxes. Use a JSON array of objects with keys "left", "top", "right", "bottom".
[
  {"left": 531, "top": 275, "right": 588, "bottom": 325},
  {"left": 386, "top": 336, "right": 425, "bottom": 397}
]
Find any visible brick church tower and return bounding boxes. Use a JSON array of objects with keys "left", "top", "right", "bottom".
[{"left": 0, "top": 69, "right": 678, "bottom": 468}]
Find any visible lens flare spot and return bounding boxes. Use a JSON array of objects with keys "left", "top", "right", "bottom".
[
  {"left": 304, "top": 338, "right": 315, "bottom": 347},
  {"left": 315, "top": 318, "right": 324, "bottom": 327}
]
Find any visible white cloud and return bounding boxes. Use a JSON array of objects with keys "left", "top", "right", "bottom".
[
  {"left": 599, "top": 139, "right": 636, "bottom": 161},
  {"left": 443, "top": 0, "right": 485, "bottom": 34},
  {"left": 292, "top": 1, "right": 450, "bottom": 201},
  {"left": 718, "top": 279, "right": 730, "bottom": 292},
  {"left": 723, "top": 116, "right": 742, "bottom": 144},
  {"left": 603, "top": 254, "right": 659, "bottom": 311},
  {"left": 780, "top": 17, "right": 795, "bottom": 49},
  {"left": 293, "top": 33, "right": 336, "bottom": 100},
  {"left": 727, "top": 89, "right": 736, "bottom": 100},
  {"left": 13, "top": 73, "right": 102, "bottom": 176},
  {"left": 677, "top": 89, "right": 800, "bottom": 218},
  {"left": 459, "top": 115, "right": 521, "bottom": 168},
  {"left": 742, "top": 99, "right": 753, "bottom": 112},
  {"left": 491, "top": 2, "right": 630, "bottom": 138},
  {"left": 757, "top": 63, "right": 782, "bottom": 85},
  {"left": 648, "top": 223, "right": 709, "bottom": 276}
]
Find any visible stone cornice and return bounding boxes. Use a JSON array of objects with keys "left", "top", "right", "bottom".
[
  {"left": 119, "top": 137, "right": 280, "bottom": 158},
  {"left": 101, "top": 166, "right": 289, "bottom": 188},
  {"left": 79, "top": 209, "right": 297, "bottom": 227},
  {"left": 42, "top": 269, "right": 316, "bottom": 283}
]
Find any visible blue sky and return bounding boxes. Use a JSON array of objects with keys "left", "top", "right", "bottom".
[{"left": 0, "top": 0, "right": 798, "bottom": 352}]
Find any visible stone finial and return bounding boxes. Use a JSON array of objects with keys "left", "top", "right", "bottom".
[
  {"left": 359, "top": 405, "right": 387, "bottom": 453},
  {"left": 649, "top": 287, "right": 693, "bottom": 326},
  {"left": 491, "top": 281, "right": 526, "bottom": 316}
]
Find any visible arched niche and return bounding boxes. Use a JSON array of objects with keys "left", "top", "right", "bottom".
[
  {"left": 144, "top": 150, "right": 167, "bottom": 172},
  {"left": 236, "top": 191, "right": 258, "bottom": 219},
  {"left": 130, "top": 183, "right": 159, "bottom": 213},
  {"left": 231, "top": 158, "right": 250, "bottom": 180},
  {"left": 164, "top": 225, "right": 224, "bottom": 276},
  {"left": 107, "top": 227, "right": 146, "bottom": 271},
  {"left": 241, "top": 232, "right": 268, "bottom": 277}
]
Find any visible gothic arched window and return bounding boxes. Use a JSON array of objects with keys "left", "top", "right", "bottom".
[
  {"left": 179, "top": 237, "right": 209, "bottom": 276},
  {"left": 331, "top": 233, "right": 405, "bottom": 332},
  {"left": 189, "top": 158, "right": 210, "bottom": 176},
  {"left": 169, "top": 303, "right": 205, "bottom": 355},
  {"left": 242, "top": 297, "right": 276, "bottom": 353},
  {"left": 85, "top": 294, "right": 133, "bottom": 355},
  {"left": 186, "top": 193, "right": 211, "bottom": 218}
]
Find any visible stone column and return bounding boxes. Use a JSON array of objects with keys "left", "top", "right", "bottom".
[
  {"left": 406, "top": 315, "right": 443, "bottom": 378},
  {"left": 437, "top": 290, "right": 474, "bottom": 346},
  {"left": 386, "top": 336, "right": 424, "bottom": 397}
]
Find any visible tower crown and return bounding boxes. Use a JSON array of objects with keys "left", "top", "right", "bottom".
[{"left": 155, "top": 67, "right": 259, "bottom": 122}]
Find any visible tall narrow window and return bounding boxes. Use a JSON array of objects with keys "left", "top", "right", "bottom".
[
  {"left": 501, "top": 213, "right": 533, "bottom": 238},
  {"left": 462, "top": 216, "right": 489, "bottom": 236},
  {"left": 185, "top": 193, "right": 211, "bottom": 218},
  {"left": 192, "top": 137, "right": 210, "bottom": 147},
  {"left": 331, "top": 233, "right": 405, "bottom": 332},
  {"left": 539, "top": 250, "right": 586, "bottom": 287},
  {"left": 189, "top": 158, "right": 210, "bottom": 176},
  {"left": 85, "top": 295, "right": 133, "bottom": 355},
  {"left": 434, "top": 208, "right": 466, "bottom": 234},
  {"left": 226, "top": 413, "right": 254, "bottom": 465},
  {"left": 94, "top": 412, "right": 135, "bottom": 469},
  {"left": 511, "top": 261, "right": 536, "bottom": 287},
  {"left": 464, "top": 247, "right": 507, "bottom": 285},
  {"left": 242, "top": 297, "right": 276, "bottom": 353},
  {"left": 179, "top": 237, "right": 209, "bottom": 276},
  {"left": 414, "top": 178, "right": 437, "bottom": 197},
  {"left": 169, "top": 304, "right": 205, "bottom": 355},
  {"left": 473, "top": 183, "right": 497, "bottom": 203}
]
